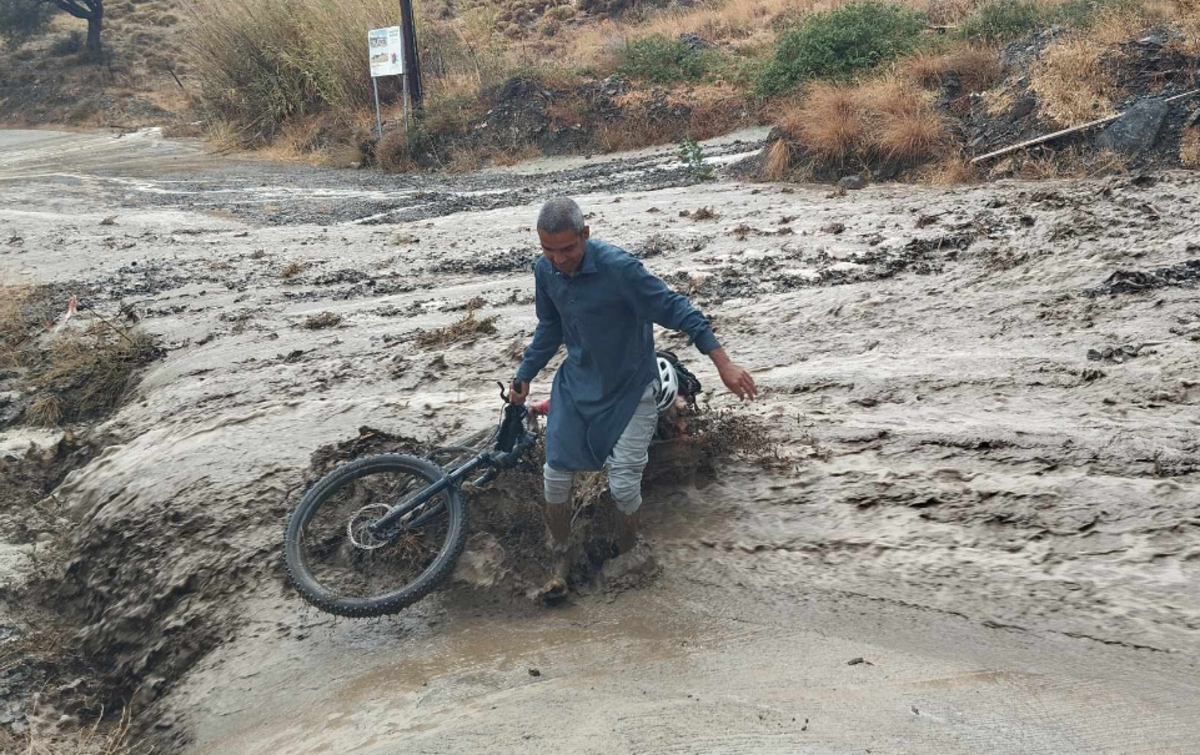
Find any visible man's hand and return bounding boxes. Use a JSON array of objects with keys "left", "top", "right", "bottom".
[
  {"left": 510, "top": 379, "right": 530, "bottom": 405},
  {"left": 708, "top": 348, "right": 756, "bottom": 402}
]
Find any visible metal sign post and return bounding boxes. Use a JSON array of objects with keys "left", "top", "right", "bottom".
[
  {"left": 368, "top": 26, "right": 407, "bottom": 137},
  {"left": 372, "top": 78, "right": 384, "bottom": 139}
]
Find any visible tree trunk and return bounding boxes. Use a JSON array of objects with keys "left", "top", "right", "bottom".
[{"left": 86, "top": 4, "right": 102, "bottom": 61}]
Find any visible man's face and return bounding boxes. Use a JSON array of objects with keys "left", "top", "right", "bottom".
[{"left": 538, "top": 226, "right": 589, "bottom": 276}]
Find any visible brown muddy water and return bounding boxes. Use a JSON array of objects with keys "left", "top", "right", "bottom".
[{"left": 1, "top": 127, "right": 1198, "bottom": 753}]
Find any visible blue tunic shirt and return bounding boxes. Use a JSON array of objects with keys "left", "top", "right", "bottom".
[{"left": 515, "top": 239, "right": 721, "bottom": 471}]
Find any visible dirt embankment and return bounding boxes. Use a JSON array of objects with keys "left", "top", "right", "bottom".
[{"left": 1, "top": 129, "right": 1199, "bottom": 752}]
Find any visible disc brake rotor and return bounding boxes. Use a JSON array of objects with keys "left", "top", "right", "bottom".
[{"left": 347, "top": 503, "right": 392, "bottom": 550}]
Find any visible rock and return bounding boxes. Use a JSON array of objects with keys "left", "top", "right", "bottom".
[
  {"left": 1096, "top": 99, "right": 1169, "bottom": 155},
  {"left": 1010, "top": 95, "right": 1036, "bottom": 122},
  {"left": 838, "top": 175, "right": 868, "bottom": 191},
  {"left": 678, "top": 33, "right": 710, "bottom": 52}
]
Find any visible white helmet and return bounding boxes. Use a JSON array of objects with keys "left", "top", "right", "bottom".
[{"left": 656, "top": 356, "right": 679, "bottom": 415}]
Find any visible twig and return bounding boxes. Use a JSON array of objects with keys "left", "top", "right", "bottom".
[
  {"left": 82, "top": 308, "right": 139, "bottom": 348},
  {"left": 164, "top": 64, "right": 186, "bottom": 92},
  {"left": 971, "top": 89, "right": 1200, "bottom": 164}
]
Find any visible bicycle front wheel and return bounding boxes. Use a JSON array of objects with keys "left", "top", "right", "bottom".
[{"left": 283, "top": 453, "right": 467, "bottom": 618}]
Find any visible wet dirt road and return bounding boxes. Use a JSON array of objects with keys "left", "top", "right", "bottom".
[{"left": 2, "top": 128, "right": 1198, "bottom": 753}]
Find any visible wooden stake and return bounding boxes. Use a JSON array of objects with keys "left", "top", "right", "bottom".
[{"left": 970, "top": 89, "right": 1200, "bottom": 165}]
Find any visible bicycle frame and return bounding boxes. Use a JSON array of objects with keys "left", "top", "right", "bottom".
[{"left": 367, "top": 399, "right": 534, "bottom": 538}]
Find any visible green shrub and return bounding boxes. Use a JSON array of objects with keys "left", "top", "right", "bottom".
[
  {"left": 958, "top": 1, "right": 1042, "bottom": 43},
  {"left": 757, "top": 2, "right": 925, "bottom": 96},
  {"left": 618, "top": 34, "right": 708, "bottom": 84}
]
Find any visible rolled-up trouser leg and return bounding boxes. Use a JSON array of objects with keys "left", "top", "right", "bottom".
[{"left": 606, "top": 382, "right": 659, "bottom": 515}]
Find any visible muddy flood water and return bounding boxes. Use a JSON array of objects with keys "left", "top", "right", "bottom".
[{"left": 1, "top": 128, "right": 1198, "bottom": 753}]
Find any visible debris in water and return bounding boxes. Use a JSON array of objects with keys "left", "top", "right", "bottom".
[
  {"left": 301, "top": 312, "right": 342, "bottom": 330},
  {"left": 415, "top": 310, "right": 499, "bottom": 347},
  {"left": 528, "top": 668, "right": 541, "bottom": 677},
  {"left": 1084, "top": 258, "right": 1200, "bottom": 296}
]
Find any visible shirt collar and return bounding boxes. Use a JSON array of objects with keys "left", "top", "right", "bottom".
[{"left": 578, "top": 239, "right": 598, "bottom": 275}]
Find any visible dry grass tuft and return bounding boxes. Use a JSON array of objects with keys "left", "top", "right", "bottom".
[
  {"left": 416, "top": 310, "right": 500, "bottom": 347},
  {"left": 902, "top": 50, "right": 952, "bottom": 88},
  {"left": 1087, "top": 6, "right": 1152, "bottom": 47},
  {"left": 777, "top": 82, "right": 864, "bottom": 163},
  {"left": 376, "top": 128, "right": 422, "bottom": 173},
  {"left": 761, "top": 138, "right": 793, "bottom": 180},
  {"left": 302, "top": 311, "right": 343, "bottom": 330},
  {"left": 775, "top": 76, "right": 946, "bottom": 167},
  {"left": 0, "top": 284, "right": 34, "bottom": 370},
  {"left": 1030, "top": 37, "right": 1120, "bottom": 127},
  {"left": 489, "top": 143, "right": 543, "bottom": 168},
  {"left": 34, "top": 328, "right": 160, "bottom": 426},
  {"left": 875, "top": 107, "right": 950, "bottom": 160},
  {"left": 924, "top": 153, "right": 981, "bottom": 185},
  {"left": 1180, "top": 126, "right": 1200, "bottom": 167},
  {"left": 944, "top": 45, "right": 1003, "bottom": 94},
  {"left": 26, "top": 395, "right": 63, "bottom": 428},
  {"left": 280, "top": 261, "right": 305, "bottom": 279},
  {"left": 901, "top": 46, "right": 1001, "bottom": 95},
  {"left": 15, "top": 703, "right": 148, "bottom": 755},
  {"left": 1015, "top": 146, "right": 1128, "bottom": 179}
]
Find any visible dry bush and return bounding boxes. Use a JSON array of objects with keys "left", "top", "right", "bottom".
[
  {"left": 1181, "top": 126, "right": 1200, "bottom": 167},
  {"left": 26, "top": 395, "right": 63, "bottom": 427},
  {"left": 0, "top": 284, "right": 34, "bottom": 369},
  {"left": 1087, "top": 6, "right": 1151, "bottom": 46},
  {"left": 447, "top": 145, "right": 486, "bottom": 173},
  {"left": 945, "top": 45, "right": 1003, "bottom": 93},
  {"left": 761, "top": 138, "right": 793, "bottom": 180},
  {"left": 35, "top": 328, "right": 159, "bottom": 425},
  {"left": 415, "top": 311, "right": 499, "bottom": 347},
  {"left": 490, "top": 143, "right": 543, "bottom": 167},
  {"left": 1014, "top": 146, "right": 1128, "bottom": 178},
  {"left": 901, "top": 50, "right": 952, "bottom": 88},
  {"left": 924, "top": 153, "right": 981, "bottom": 184},
  {"left": 861, "top": 76, "right": 950, "bottom": 160},
  {"left": 875, "top": 107, "right": 949, "bottom": 160},
  {"left": 775, "top": 76, "right": 946, "bottom": 166},
  {"left": 901, "top": 45, "right": 1001, "bottom": 93},
  {"left": 280, "top": 261, "right": 305, "bottom": 279},
  {"left": 189, "top": 0, "right": 404, "bottom": 144},
  {"left": 1030, "top": 37, "right": 1119, "bottom": 126},
  {"left": 777, "top": 82, "right": 864, "bottom": 162}
]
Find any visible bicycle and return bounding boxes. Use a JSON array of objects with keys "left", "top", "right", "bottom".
[{"left": 283, "top": 383, "right": 537, "bottom": 618}]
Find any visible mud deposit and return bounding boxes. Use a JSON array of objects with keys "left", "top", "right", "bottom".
[{"left": 1, "top": 129, "right": 1198, "bottom": 753}]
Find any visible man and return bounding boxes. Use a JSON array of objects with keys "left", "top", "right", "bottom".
[{"left": 511, "top": 197, "right": 756, "bottom": 600}]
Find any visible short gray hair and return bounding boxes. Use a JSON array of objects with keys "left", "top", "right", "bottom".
[{"left": 537, "top": 197, "right": 585, "bottom": 235}]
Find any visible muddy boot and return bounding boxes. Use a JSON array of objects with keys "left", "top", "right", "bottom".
[
  {"left": 538, "top": 502, "right": 572, "bottom": 604},
  {"left": 602, "top": 508, "right": 658, "bottom": 592},
  {"left": 615, "top": 508, "right": 641, "bottom": 555}
]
